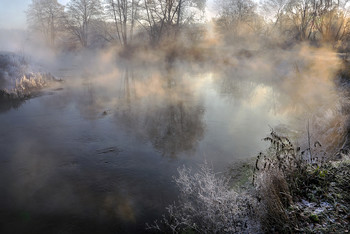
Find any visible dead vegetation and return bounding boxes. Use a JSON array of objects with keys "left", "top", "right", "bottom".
[
  {"left": 0, "top": 52, "right": 62, "bottom": 101},
  {"left": 254, "top": 130, "right": 350, "bottom": 233},
  {"left": 148, "top": 129, "right": 350, "bottom": 233},
  {"left": 146, "top": 163, "right": 261, "bottom": 233}
]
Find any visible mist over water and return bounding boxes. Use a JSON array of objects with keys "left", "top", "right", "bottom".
[
  {"left": 0, "top": 30, "right": 348, "bottom": 233},
  {"left": 1, "top": 0, "right": 350, "bottom": 231}
]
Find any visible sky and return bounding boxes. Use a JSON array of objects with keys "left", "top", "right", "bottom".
[
  {"left": 0, "top": 0, "right": 69, "bottom": 29},
  {"left": 0, "top": 0, "right": 216, "bottom": 30}
]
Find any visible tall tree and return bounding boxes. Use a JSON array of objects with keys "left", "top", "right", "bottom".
[
  {"left": 311, "top": 0, "right": 350, "bottom": 44},
  {"left": 262, "top": 0, "right": 350, "bottom": 44},
  {"left": 66, "top": 0, "right": 103, "bottom": 47},
  {"left": 27, "top": 0, "right": 65, "bottom": 47},
  {"left": 105, "top": 0, "right": 141, "bottom": 46},
  {"left": 262, "top": 0, "right": 289, "bottom": 26},
  {"left": 139, "top": 0, "right": 206, "bottom": 44},
  {"left": 214, "top": 0, "right": 259, "bottom": 39}
]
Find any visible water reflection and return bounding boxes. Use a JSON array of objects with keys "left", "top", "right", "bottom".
[
  {"left": 212, "top": 51, "right": 347, "bottom": 155},
  {"left": 119, "top": 68, "right": 136, "bottom": 107},
  {"left": 214, "top": 48, "right": 341, "bottom": 116},
  {"left": 0, "top": 96, "right": 24, "bottom": 113},
  {"left": 0, "top": 54, "right": 346, "bottom": 233},
  {"left": 115, "top": 65, "right": 205, "bottom": 158},
  {"left": 78, "top": 76, "right": 101, "bottom": 119}
]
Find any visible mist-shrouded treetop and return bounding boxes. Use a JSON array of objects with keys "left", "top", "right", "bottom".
[
  {"left": 214, "top": 0, "right": 263, "bottom": 42},
  {"left": 139, "top": 0, "right": 207, "bottom": 44},
  {"left": 261, "top": 0, "right": 350, "bottom": 46},
  {"left": 104, "top": 0, "right": 141, "bottom": 47},
  {"left": 215, "top": 0, "right": 256, "bottom": 22},
  {"left": 65, "top": 0, "right": 103, "bottom": 47},
  {"left": 22, "top": 0, "right": 350, "bottom": 50},
  {"left": 101, "top": 0, "right": 207, "bottom": 47},
  {"left": 26, "top": 0, "right": 65, "bottom": 47}
]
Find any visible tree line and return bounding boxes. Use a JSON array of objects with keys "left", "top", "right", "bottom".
[
  {"left": 27, "top": 0, "right": 350, "bottom": 51},
  {"left": 215, "top": 0, "right": 350, "bottom": 50},
  {"left": 26, "top": 0, "right": 205, "bottom": 48}
]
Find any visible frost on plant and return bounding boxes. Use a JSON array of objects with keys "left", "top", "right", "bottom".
[
  {"left": 0, "top": 52, "right": 59, "bottom": 99},
  {"left": 147, "top": 163, "right": 260, "bottom": 233}
]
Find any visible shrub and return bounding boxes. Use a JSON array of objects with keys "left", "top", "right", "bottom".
[
  {"left": 253, "top": 130, "right": 342, "bottom": 232},
  {"left": 146, "top": 162, "right": 260, "bottom": 233}
]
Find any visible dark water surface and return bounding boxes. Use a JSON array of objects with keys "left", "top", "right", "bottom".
[{"left": 0, "top": 63, "right": 289, "bottom": 233}]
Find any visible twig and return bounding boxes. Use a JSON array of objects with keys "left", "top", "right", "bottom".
[{"left": 307, "top": 119, "right": 312, "bottom": 162}]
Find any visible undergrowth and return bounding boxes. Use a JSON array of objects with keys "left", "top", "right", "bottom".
[
  {"left": 254, "top": 131, "right": 350, "bottom": 233},
  {"left": 146, "top": 163, "right": 260, "bottom": 233},
  {"left": 147, "top": 131, "right": 350, "bottom": 233}
]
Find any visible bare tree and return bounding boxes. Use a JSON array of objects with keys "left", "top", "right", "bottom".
[
  {"left": 284, "top": 0, "right": 317, "bottom": 41},
  {"left": 312, "top": 0, "right": 350, "bottom": 44},
  {"left": 262, "top": 0, "right": 289, "bottom": 25},
  {"left": 139, "top": 0, "right": 206, "bottom": 44},
  {"left": 105, "top": 0, "right": 141, "bottom": 46},
  {"left": 261, "top": 0, "right": 350, "bottom": 45},
  {"left": 214, "top": 0, "right": 260, "bottom": 40},
  {"left": 27, "top": 0, "right": 65, "bottom": 47},
  {"left": 65, "top": 0, "right": 103, "bottom": 47}
]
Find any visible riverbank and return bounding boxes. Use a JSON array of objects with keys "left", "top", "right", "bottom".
[
  {"left": 255, "top": 130, "right": 350, "bottom": 233},
  {"left": 259, "top": 158, "right": 350, "bottom": 233}
]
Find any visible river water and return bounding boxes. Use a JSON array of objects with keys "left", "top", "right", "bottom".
[{"left": 0, "top": 55, "right": 343, "bottom": 233}]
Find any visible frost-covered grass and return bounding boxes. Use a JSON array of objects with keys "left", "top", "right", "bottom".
[
  {"left": 148, "top": 130, "right": 350, "bottom": 233},
  {"left": 0, "top": 52, "right": 59, "bottom": 99},
  {"left": 146, "top": 163, "right": 260, "bottom": 233},
  {"left": 254, "top": 130, "right": 350, "bottom": 232}
]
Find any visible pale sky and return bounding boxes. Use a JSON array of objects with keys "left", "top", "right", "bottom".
[{"left": 0, "top": 0, "right": 69, "bottom": 29}]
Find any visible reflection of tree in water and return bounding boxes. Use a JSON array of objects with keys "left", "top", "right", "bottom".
[
  {"left": 145, "top": 99, "right": 205, "bottom": 158},
  {"left": 76, "top": 72, "right": 110, "bottom": 120},
  {"left": 0, "top": 91, "right": 24, "bottom": 113},
  {"left": 116, "top": 66, "right": 205, "bottom": 158},
  {"left": 145, "top": 66, "right": 205, "bottom": 157},
  {"left": 77, "top": 77, "right": 99, "bottom": 119},
  {"left": 215, "top": 63, "right": 348, "bottom": 156},
  {"left": 116, "top": 67, "right": 140, "bottom": 132},
  {"left": 215, "top": 67, "right": 280, "bottom": 116},
  {"left": 217, "top": 68, "right": 257, "bottom": 101},
  {"left": 215, "top": 65, "right": 324, "bottom": 115},
  {"left": 119, "top": 68, "right": 136, "bottom": 107}
]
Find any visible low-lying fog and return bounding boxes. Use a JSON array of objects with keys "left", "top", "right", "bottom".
[{"left": 0, "top": 26, "right": 348, "bottom": 233}]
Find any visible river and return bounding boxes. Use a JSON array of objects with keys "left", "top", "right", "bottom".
[{"left": 0, "top": 52, "right": 344, "bottom": 233}]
